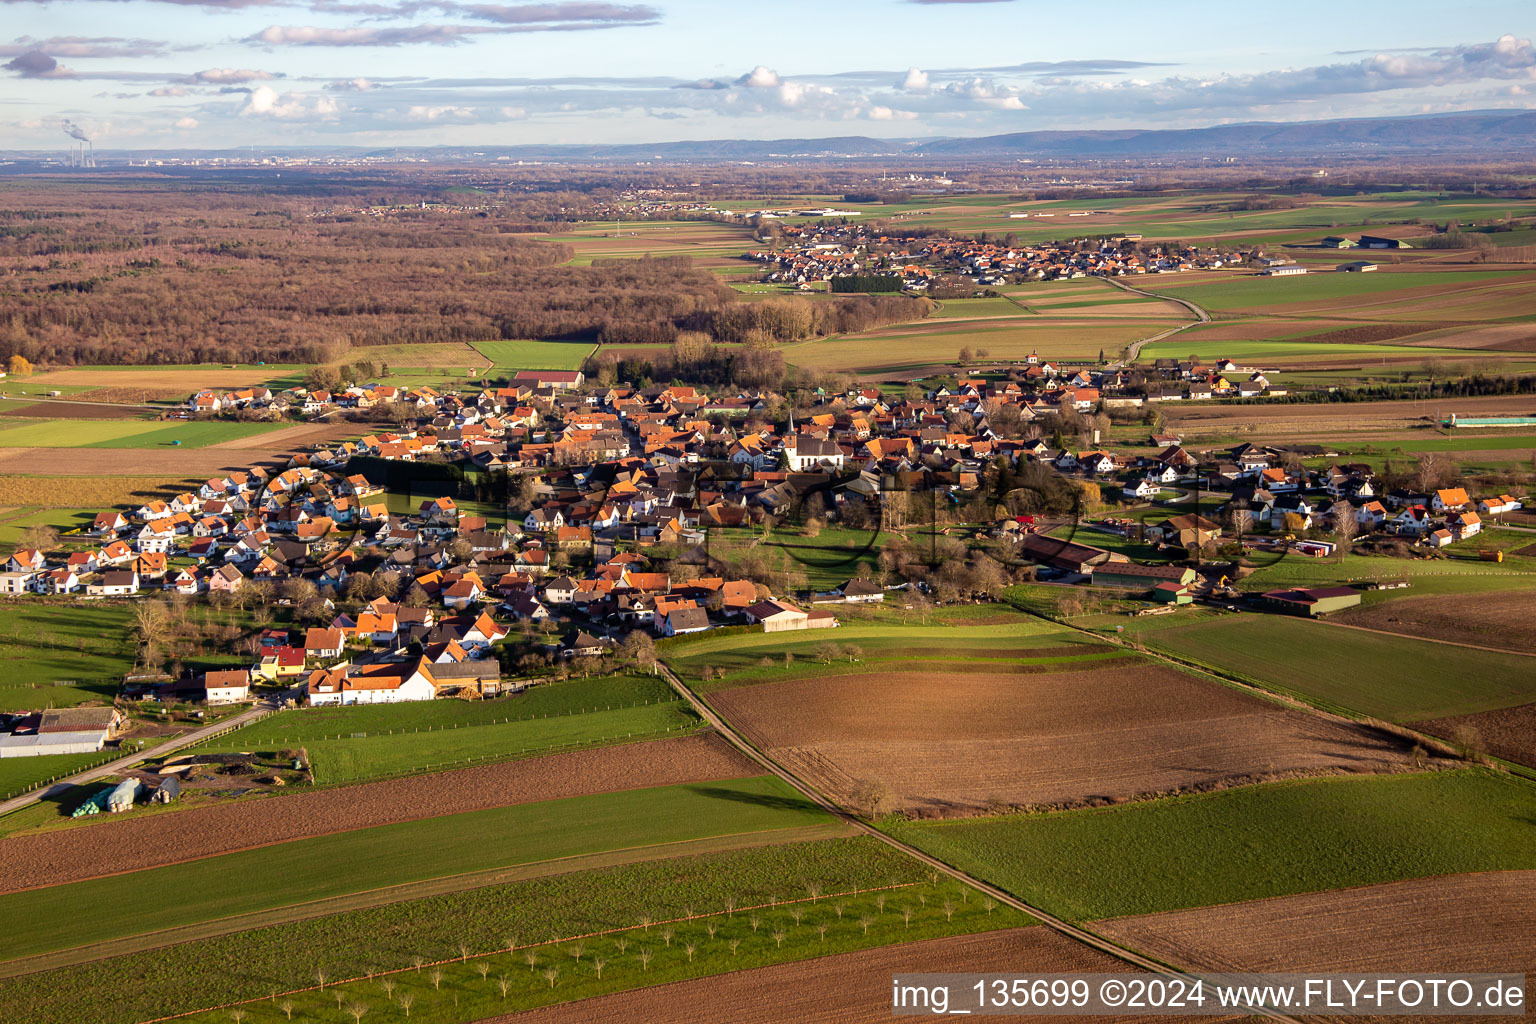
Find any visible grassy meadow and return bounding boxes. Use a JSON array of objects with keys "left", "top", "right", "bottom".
[
  {"left": 202, "top": 674, "right": 699, "bottom": 783},
  {"left": 886, "top": 769, "right": 1536, "bottom": 922},
  {"left": 1132, "top": 612, "right": 1536, "bottom": 720}
]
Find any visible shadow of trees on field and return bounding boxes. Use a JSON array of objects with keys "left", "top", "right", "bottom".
[{"left": 685, "top": 785, "right": 822, "bottom": 815}]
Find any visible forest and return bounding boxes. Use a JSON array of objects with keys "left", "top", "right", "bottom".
[{"left": 0, "top": 179, "right": 924, "bottom": 367}]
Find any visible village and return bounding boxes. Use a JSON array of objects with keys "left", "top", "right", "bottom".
[{"left": 1, "top": 355, "right": 1525, "bottom": 751}]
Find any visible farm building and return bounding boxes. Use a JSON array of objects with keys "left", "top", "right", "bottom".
[
  {"left": 1259, "top": 586, "right": 1362, "bottom": 617},
  {"left": 1091, "top": 562, "right": 1197, "bottom": 589},
  {"left": 0, "top": 706, "right": 123, "bottom": 758},
  {"left": 1319, "top": 236, "right": 1356, "bottom": 249},
  {"left": 1151, "top": 582, "right": 1193, "bottom": 605},
  {"left": 744, "top": 600, "right": 837, "bottom": 633},
  {"left": 1260, "top": 265, "right": 1308, "bottom": 277},
  {"left": 1337, "top": 261, "right": 1379, "bottom": 272},
  {"left": 1014, "top": 534, "right": 1114, "bottom": 575},
  {"left": 1358, "top": 235, "right": 1412, "bottom": 249}
]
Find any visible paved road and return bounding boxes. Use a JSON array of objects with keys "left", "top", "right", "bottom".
[
  {"left": 1106, "top": 276, "right": 1212, "bottom": 363},
  {"left": 653, "top": 660, "right": 1301, "bottom": 1024},
  {"left": 0, "top": 702, "right": 273, "bottom": 818}
]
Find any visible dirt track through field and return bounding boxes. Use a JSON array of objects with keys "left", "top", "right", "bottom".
[
  {"left": 0, "top": 733, "right": 756, "bottom": 893},
  {"left": 1094, "top": 871, "right": 1536, "bottom": 1010},
  {"left": 488, "top": 927, "right": 1240, "bottom": 1024},
  {"left": 709, "top": 668, "right": 1428, "bottom": 817}
]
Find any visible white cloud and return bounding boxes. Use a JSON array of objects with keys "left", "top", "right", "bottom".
[
  {"left": 405, "top": 104, "right": 473, "bottom": 121},
  {"left": 193, "top": 68, "right": 277, "bottom": 84},
  {"left": 150, "top": 85, "right": 188, "bottom": 97},
  {"left": 738, "top": 65, "right": 779, "bottom": 88},
  {"left": 900, "top": 67, "right": 930, "bottom": 93},
  {"left": 239, "top": 84, "right": 340, "bottom": 119},
  {"left": 173, "top": 116, "right": 199, "bottom": 129},
  {"left": 867, "top": 105, "right": 918, "bottom": 120}
]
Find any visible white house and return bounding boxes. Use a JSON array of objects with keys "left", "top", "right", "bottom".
[{"left": 202, "top": 669, "right": 251, "bottom": 704}]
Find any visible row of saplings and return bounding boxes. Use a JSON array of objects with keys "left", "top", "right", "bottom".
[{"left": 214, "top": 876, "right": 1005, "bottom": 1023}]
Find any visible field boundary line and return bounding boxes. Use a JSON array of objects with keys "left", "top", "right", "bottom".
[
  {"left": 655, "top": 661, "right": 1304, "bottom": 1024},
  {"left": 131, "top": 878, "right": 920, "bottom": 1024}
]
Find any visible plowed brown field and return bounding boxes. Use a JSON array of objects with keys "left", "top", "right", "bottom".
[
  {"left": 1334, "top": 591, "right": 1536, "bottom": 654},
  {"left": 487, "top": 927, "right": 1239, "bottom": 1024},
  {"left": 1413, "top": 702, "right": 1536, "bottom": 769},
  {"left": 0, "top": 733, "right": 754, "bottom": 893},
  {"left": 1095, "top": 870, "right": 1536, "bottom": 988},
  {"left": 709, "top": 668, "right": 1423, "bottom": 817}
]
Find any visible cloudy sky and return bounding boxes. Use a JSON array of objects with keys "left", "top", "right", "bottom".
[{"left": 2, "top": 0, "right": 1532, "bottom": 149}]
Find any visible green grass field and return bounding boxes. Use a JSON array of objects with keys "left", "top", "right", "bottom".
[
  {"left": 886, "top": 769, "right": 1536, "bottom": 922},
  {"left": 1136, "top": 337, "right": 1467, "bottom": 363},
  {"left": 0, "top": 418, "right": 288, "bottom": 449},
  {"left": 203, "top": 675, "right": 698, "bottom": 783},
  {"left": 0, "top": 752, "right": 116, "bottom": 801},
  {"left": 0, "top": 775, "right": 831, "bottom": 960},
  {"left": 669, "top": 626, "right": 1118, "bottom": 692},
  {"left": 0, "top": 602, "right": 140, "bottom": 709},
  {"left": 1138, "top": 613, "right": 1536, "bottom": 720},
  {"left": 470, "top": 340, "right": 595, "bottom": 371},
  {"left": 0, "top": 837, "right": 1020, "bottom": 1024},
  {"left": 0, "top": 506, "right": 101, "bottom": 546}
]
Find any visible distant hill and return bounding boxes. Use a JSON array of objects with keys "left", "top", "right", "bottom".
[
  {"left": 913, "top": 110, "right": 1536, "bottom": 157},
  {"left": 6, "top": 109, "right": 1535, "bottom": 166},
  {"left": 367, "top": 109, "right": 1536, "bottom": 161}
]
